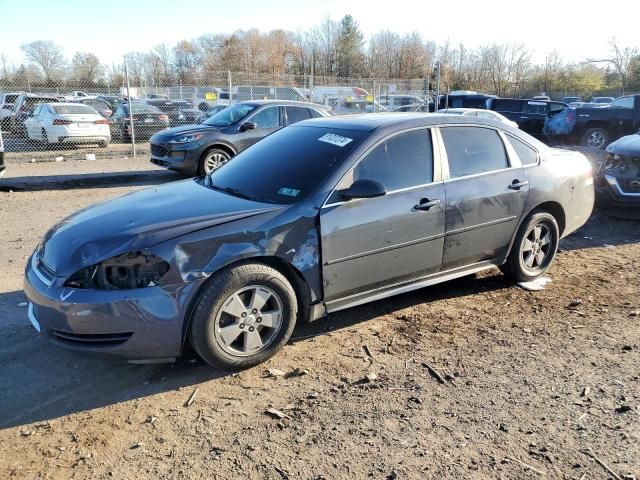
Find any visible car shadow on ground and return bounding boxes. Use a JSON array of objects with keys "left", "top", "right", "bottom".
[
  {"left": 559, "top": 209, "right": 640, "bottom": 252},
  {"left": 0, "top": 272, "right": 510, "bottom": 431},
  {"left": 0, "top": 170, "right": 185, "bottom": 192}
]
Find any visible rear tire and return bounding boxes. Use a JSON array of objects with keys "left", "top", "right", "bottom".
[
  {"left": 500, "top": 211, "right": 559, "bottom": 282},
  {"left": 581, "top": 127, "right": 609, "bottom": 149},
  {"left": 188, "top": 263, "right": 298, "bottom": 370}
]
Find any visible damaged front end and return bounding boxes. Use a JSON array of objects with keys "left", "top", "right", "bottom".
[
  {"left": 65, "top": 251, "right": 170, "bottom": 290},
  {"left": 597, "top": 135, "right": 640, "bottom": 217}
]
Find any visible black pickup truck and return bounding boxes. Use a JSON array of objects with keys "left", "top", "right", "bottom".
[{"left": 572, "top": 94, "right": 640, "bottom": 149}]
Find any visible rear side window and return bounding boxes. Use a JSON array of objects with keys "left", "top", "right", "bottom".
[
  {"left": 506, "top": 136, "right": 538, "bottom": 165},
  {"left": 491, "top": 100, "right": 523, "bottom": 112},
  {"left": 527, "top": 102, "right": 547, "bottom": 114},
  {"left": 308, "top": 108, "right": 324, "bottom": 118},
  {"left": 441, "top": 126, "right": 508, "bottom": 178},
  {"left": 286, "top": 106, "right": 311, "bottom": 125},
  {"left": 352, "top": 129, "right": 433, "bottom": 191}
]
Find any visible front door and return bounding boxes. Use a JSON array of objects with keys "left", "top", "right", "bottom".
[
  {"left": 234, "top": 105, "right": 282, "bottom": 152},
  {"left": 438, "top": 126, "right": 530, "bottom": 269},
  {"left": 320, "top": 128, "right": 445, "bottom": 306}
]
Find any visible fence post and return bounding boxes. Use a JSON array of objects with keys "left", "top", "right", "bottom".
[
  {"left": 228, "top": 71, "right": 233, "bottom": 103},
  {"left": 124, "top": 61, "right": 136, "bottom": 157}
]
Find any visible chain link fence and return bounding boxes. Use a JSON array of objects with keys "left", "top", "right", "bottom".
[{"left": 0, "top": 71, "right": 436, "bottom": 165}]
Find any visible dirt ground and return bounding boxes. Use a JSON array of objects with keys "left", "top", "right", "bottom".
[{"left": 0, "top": 158, "right": 638, "bottom": 480}]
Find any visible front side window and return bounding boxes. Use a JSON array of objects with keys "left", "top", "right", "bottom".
[
  {"left": 345, "top": 129, "right": 433, "bottom": 192},
  {"left": 506, "top": 135, "right": 538, "bottom": 166},
  {"left": 610, "top": 96, "right": 634, "bottom": 109},
  {"left": 250, "top": 107, "right": 280, "bottom": 129},
  {"left": 441, "top": 126, "right": 508, "bottom": 179}
]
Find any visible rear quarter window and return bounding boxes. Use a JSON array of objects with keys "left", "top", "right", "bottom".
[{"left": 506, "top": 136, "right": 538, "bottom": 165}]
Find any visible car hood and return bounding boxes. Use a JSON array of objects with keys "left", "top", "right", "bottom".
[
  {"left": 606, "top": 133, "right": 640, "bottom": 156},
  {"left": 39, "top": 179, "right": 282, "bottom": 277},
  {"left": 151, "top": 124, "right": 220, "bottom": 141}
]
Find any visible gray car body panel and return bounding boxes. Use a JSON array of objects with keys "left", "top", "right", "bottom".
[{"left": 24, "top": 114, "right": 594, "bottom": 360}]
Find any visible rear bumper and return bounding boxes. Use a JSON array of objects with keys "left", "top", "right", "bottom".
[
  {"left": 23, "top": 253, "right": 191, "bottom": 361},
  {"left": 57, "top": 135, "right": 111, "bottom": 144}
]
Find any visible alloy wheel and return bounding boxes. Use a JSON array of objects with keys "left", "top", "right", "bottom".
[
  {"left": 520, "top": 223, "right": 553, "bottom": 272},
  {"left": 213, "top": 285, "right": 284, "bottom": 356},
  {"left": 204, "top": 151, "right": 229, "bottom": 174},
  {"left": 587, "top": 131, "right": 605, "bottom": 149}
]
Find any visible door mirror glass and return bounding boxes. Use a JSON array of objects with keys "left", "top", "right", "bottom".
[
  {"left": 340, "top": 178, "right": 387, "bottom": 200},
  {"left": 240, "top": 121, "right": 257, "bottom": 132}
]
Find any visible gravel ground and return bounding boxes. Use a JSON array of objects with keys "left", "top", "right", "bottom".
[{"left": 0, "top": 158, "right": 638, "bottom": 480}]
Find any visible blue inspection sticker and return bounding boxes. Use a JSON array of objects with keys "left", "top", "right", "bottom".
[{"left": 278, "top": 187, "right": 301, "bottom": 197}]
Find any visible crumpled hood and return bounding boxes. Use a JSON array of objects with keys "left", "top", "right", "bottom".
[
  {"left": 39, "top": 179, "right": 282, "bottom": 277},
  {"left": 606, "top": 133, "right": 640, "bottom": 157},
  {"left": 151, "top": 123, "right": 219, "bottom": 142}
]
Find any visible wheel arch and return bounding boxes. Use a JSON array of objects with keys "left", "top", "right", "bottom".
[
  {"left": 200, "top": 142, "right": 236, "bottom": 161},
  {"left": 180, "top": 255, "right": 312, "bottom": 352},
  {"left": 502, "top": 200, "right": 566, "bottom": 264}
]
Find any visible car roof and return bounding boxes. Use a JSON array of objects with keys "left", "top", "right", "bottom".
[
  {"left": 238, "top": 100, "right": 328, "bottom": 109},
  {"left": 299, "top": 112, "right": 513, "bottom": 132}
]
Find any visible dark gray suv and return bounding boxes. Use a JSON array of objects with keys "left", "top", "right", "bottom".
[
  {"left": 25, "top": 114, "right": 594, "bottom": 369},
  {"left": 150, "top": 100, "right": 331, "bottom": 175}
]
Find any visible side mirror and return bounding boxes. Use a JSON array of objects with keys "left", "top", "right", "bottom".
[
  {"left": 340, "top": 178, "right": 387, "bottom": 201},
  {"left": 240, "top": 121, "right": 257, "bottom": 132}
]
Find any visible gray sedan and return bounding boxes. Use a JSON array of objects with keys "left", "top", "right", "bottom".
[{"left": 24, "top": 114, "right": 594, "bottom": 369}]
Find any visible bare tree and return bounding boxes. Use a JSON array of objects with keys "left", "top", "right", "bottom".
[
  {"left": 21, "top": 40, "right": 66, "bottom": 83},
  {"left": 589, "top": 38, "right": 639, "bottom": 94},
  {"left": 71, "top": 52, "right": 103, "bottom": 85}
]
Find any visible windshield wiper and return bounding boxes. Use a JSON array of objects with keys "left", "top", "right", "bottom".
[{"left": 210, "top": 184, "right": 258, "bottom": 201}]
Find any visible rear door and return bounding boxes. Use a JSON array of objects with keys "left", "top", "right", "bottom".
[
  {"left": 320, "top": 128, "right": 445, "bottom": 305},
  {"left": 234, "top": 105, "right": 282, "bottom": 151},
  {"left": 438, "top": 125, "right": 530, "bottom": 270},
  {"left": 25, "top": 104, "right": 43, "bottom": 139},
  {"left": 522, "top": 101, "right": 548, "bottom": 135},
  {"left": 490, "top": 99, "right": 525, "bottom": 126}
]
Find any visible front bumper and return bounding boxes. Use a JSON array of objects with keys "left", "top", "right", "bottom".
[
  {"left": 23, "top": 254, "right": 193, "bottom": 361},
  {"left": 150, "top": 141, "right": 201, "bottom": 175}
]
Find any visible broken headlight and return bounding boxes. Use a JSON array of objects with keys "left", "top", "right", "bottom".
[{"left": 65, "top": 252, "right": 170, "bottom": 290}]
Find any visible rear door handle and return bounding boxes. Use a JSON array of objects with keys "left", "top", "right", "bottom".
[
  {"left": 414, "top": 199, "right": 441, "bottom": 211},
  {"left": 508, "top": 179, "right": 529, "bottom": 190},
  {"left": 520, "top": 116, "right": 529, "bottom": 119}
]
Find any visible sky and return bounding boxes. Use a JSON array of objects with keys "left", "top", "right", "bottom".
[{"left": 0, "top": 0, "right": 638, "bottom": 66}]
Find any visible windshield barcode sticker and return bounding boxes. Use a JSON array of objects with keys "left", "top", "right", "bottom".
[
  {"left": 278, "top": 187, "right": 300, "bottom": 197},
  {"left": 318, "top": 133, "right": 353, "bottom": 147}
]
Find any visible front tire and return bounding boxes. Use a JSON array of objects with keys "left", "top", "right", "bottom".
[
  {"left": 582, "top": 127, "right": 609, "bottom": 149},
  {"left": 188, "top": 263, "right": 298, "bottom": 370},
  {"left": 198, "top": 148, "right": 231, "bottom": 175},
  {"left": 500, "top": 211, "right": 559, "bottom": 282}
]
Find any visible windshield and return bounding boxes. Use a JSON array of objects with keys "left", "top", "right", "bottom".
[
  {"left": 203, "top": 103, "right": 256, "bottom": 127},
  {"left": 53, "top": 104, "right": 96, "bottom": 115},
  {"left": 205, "top": 126, "right": 366, "bottom": 204}
]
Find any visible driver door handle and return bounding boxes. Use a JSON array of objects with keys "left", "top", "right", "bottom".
[
  {"left": 414, "top": 198, "right": 441, "bottom": 211},
  {"left": 508, "top": 179, "right": 529, "bottom": 190}
]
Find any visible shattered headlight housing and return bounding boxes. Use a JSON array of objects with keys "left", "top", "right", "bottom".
[{"left": 65, "top": 251, "right": 170, "bottom": 290}]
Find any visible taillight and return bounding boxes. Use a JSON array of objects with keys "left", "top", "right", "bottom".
[
  {"left": 94, "top": 119, "right": 108, "bottom": 125},
  {"left": 158, "top": 114, "right": 169, "bottom": 122},
  {"left": 53, "top": 119, "right": 72, "bottom": 125},
  {"left": 566, "top": 110, "right": 576, "bottom": 123}
]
